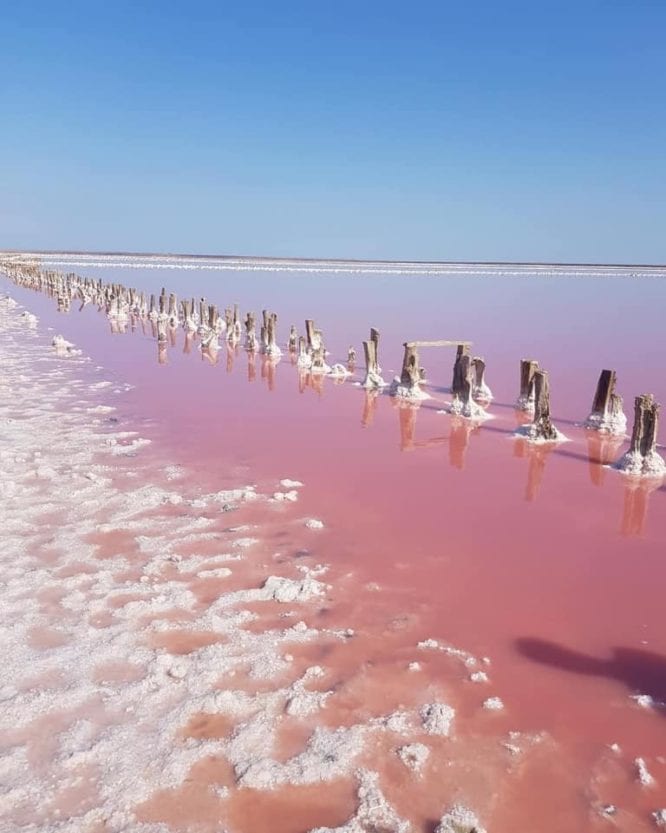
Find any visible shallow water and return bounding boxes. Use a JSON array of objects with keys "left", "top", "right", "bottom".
[{"left": 2, "top": 261, "right": 666, "bottom": 831}]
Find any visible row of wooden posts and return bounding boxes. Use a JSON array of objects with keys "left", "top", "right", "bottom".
[{"left": 1, "top": 258, "right": 663, "bottom": 479}]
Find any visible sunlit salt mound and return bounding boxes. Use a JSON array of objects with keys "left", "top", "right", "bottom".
[{"left": 615, "top": 394, "right": 666, "bottom": 478}]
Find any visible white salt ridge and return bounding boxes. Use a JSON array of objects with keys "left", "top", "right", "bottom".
[
  {"left": 417, "top": 638, "right": 479, "bottom": 668},
  {"left": 436, "top": 805, "right": 487, "bottom": 833},
  {"left": 635, "top": 757, "right": 656, "bottom": 787},
  {"left": 21, "top": 310, "right": 38, "bottom": 327},
  {"left": 280, "top": 478, "right": 304, "bottom": 489},
  {"left": 311, "top": 769, "right": 410, "bottom": 833}
]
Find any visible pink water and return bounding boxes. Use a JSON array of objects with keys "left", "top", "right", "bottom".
[{"left": 4, "top": 265, "right": 666, "bottom": 830}]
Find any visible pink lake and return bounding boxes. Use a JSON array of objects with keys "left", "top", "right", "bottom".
[{"left": 3, "top": 258, "right": 666, "bottom": 832}]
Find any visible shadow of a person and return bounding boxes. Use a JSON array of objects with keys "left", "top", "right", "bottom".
[{"left": 515, "top": 638, "right": 666, "bottom": 710}]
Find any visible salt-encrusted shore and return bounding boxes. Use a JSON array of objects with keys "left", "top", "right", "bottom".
[{"left": 1, "top": 292, "right": 663, "bottom": 833}]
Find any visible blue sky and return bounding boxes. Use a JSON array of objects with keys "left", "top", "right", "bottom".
[{"left": 1, "top": 1, "right": 665, "bottom": 262}]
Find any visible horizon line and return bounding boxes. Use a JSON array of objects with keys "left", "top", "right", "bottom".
[{"left": 1, "top": 248, "right": 665, "bottom": 270}]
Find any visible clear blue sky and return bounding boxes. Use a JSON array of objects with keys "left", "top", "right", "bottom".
[{"left": 1, "top": 1, "right": 665, "bottom": 262}]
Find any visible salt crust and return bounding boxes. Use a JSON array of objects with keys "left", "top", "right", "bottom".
[
  {"left": 615, "top": 449, "right": 666, "bottom": 478},
  {"left": 653, "top": 809, "right": 666, "bottom": 828},
  {"left": 389, "top": 378, "right": 430, "bottom": 401},
  {"left": 513, "top": 424, "right": 569, "bottom": 444},
  {"left": 397, "top": 743, "right": 430, "bottom": 773},
  {"left": 421, "top": 703, "right": 455, "bottom": 736},
  {"left": 483, "top": 697, "right": 505, "bottom": 711},
  {"left": 584, "top": 410, "right": 627, "bottom": 436},
  {"left": 436, "top": 805, "right": 487, "bottom": 833},
  {"left": 635, "top": 757, "right": 656, "bottom": 787},
  {"left": 311, "top": 770, "right": 410, "bottom": 833},
  {"left": 0, "top": 295, "right": 489, "bottom": 833},
  {"left": 448, "top": 399, "right": 493, "bottom": 421}
]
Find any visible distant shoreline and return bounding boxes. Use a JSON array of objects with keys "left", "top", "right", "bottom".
[{"left": 1, "top": 248, "right": 665, "bottom": 270}]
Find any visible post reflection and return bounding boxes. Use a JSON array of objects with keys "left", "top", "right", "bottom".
[
  {"left": 361, "top": 389, "right": 380, "bottom": 428},
  {"left": 513, "top": 437, "right": 555, "bottom": 501},
  {"left": 620, "top": 479, "right": 661, "bottom": 537},
  {"left": 586, "top": 433, "right": 624, "bottom": 486},
  {"left": 448, "top": 416, "right": 479, "bottom": 470}
]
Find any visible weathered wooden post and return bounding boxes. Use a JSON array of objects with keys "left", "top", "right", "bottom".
[
  {"left": 451, "top": 343, "right": 469, "bottom": 392},
  {"left": 615, "top": 394, "right": 665, "bottom": 476},
  {"left": 528, "top": 370, "right": 562, "bottom": 441},
  {"left": 585, "top": 369, "right": 626, "bottom": 435},
  {"left": 288, "top": 324, "right": 298, "bottom": 351},
  {"left": 347, "top": 345, "right": 356, "bottom": 368},
  {"left": 516, "top": 359, "right": 540, "bottom": 411},
  {"left": 449, "top": 352, "right": 489, "bottom": 419},
  {"left": 261, "top": 310, "right": 281, "bottom": 356},
  {"left": 361, "top": 327, "right": 386, "bottom": 388},
  {"left": 157, "top": 317, "right": 168, "bottom": 343},
  {"left": 390, "top": 343, "right": 427, "bottom": 399},
  {"left": 244, "top": 312, "right": 257, "bottom": 351},
  {"left": 471, "top": 356, "right": 493, "bottom": 401}
]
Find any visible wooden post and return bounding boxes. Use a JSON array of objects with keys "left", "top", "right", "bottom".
[
  {"left": 245, "top": 312, "right": 257, "bottom": 350},
  {"left": 451, "top": 344, "right": 470, "bottom": 394},
  {"left": 347, "top": 345, "right": 356, "bottom": 367},
  {"left": 531, "top": 370, "right": 560, "bottom": 441},
  {"left": 471, "top": 356, "right": 493, "bottom": 401},
  {"left": 517, "top": 359, "right": 540, "bottom": 411},
  {"left": 305, "top": 319, "right": 316, "bottom": 350},
  {"left": 586, "top": 369, "right": 626, "bottom": 434},
  {"left": 288, "top": 324, "right": 298, "bottom": 351},
  {"left": 208, "top": 304, "right": 218, "bottom": 331},
  {"left": 400, "top": 343, "right": 420, "bottom": 388}
]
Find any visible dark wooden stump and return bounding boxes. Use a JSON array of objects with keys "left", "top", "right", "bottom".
[{"left": 531, "top": 370, "right": 560, "bottom": 440}]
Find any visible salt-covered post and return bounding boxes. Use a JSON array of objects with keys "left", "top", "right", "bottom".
[
  {"left": 516, "top": 359, "right": 540, "bottom": 411},
  {"left": 347, "top": 345, "right": 356, "bottom": 368},
  {"left": 615, "top": 394, "right": 665, "bottom": 476},
  {"left": 288, "top": 324, "right": 298, "bottom": 351},
  {"left": 471, "top": 356, "right": 493, "bottom": 401},
  {"left": 585, "top": 369, "right": 626, "bottom": 435},
  {"left": 245, "top": 312, "right": 257, "bottom": 350},
  {"left": 361, "top": 327, "right": 385, "bottom": 388},
  {"left": 451, "top": 343, "right": 470, "bottom": 393},
  {"left": 531, "top": 370, "right": 560, "bottom": 441},
  {"left": 399, "top": 344, "right": 421, "bottom": 391}
]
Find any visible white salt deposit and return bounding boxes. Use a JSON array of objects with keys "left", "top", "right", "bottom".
[
  {"left": 616, "top": 449, "right": 666, "bottom": 478},
  {"left": 421, "top": 703, "right": 455, "bottom": 736},
  {"left": 280, "top": 478, "right": 304, "bottom": 489},
  {"left": 397, "top": 743, "right": 430, "bottom": 773},
  {"left": 305, "top": 518, "right": 325, "bottom": 529},
  {"left": 52, "top": 333, "right": 82, "bottom": 357},
  {"left": 653, "top": 809, "right": 666, "bottom": 828},
  {"left": 311, "top": 770, "right": 410, "bottom": 833},
  {"left": 389, "top": 377, "right": 430, "bottom": 400},
  {"left": 436, "top": 805, "right": 486, "bottom": 833},
  {"left": 483, "top": 697, "right": 505, "bottom": 711},
  {"left": 448, "top": 398, "right": 492, "bottom": 421},
  {"left": 635, "top": 757, "right": 656, "bottom": 787},
  {"left": 585, "top": 409, "right": 627, "bottom": 436},
  {"left": 514, "top": 424, "right": 569, "bottom": 444}
]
